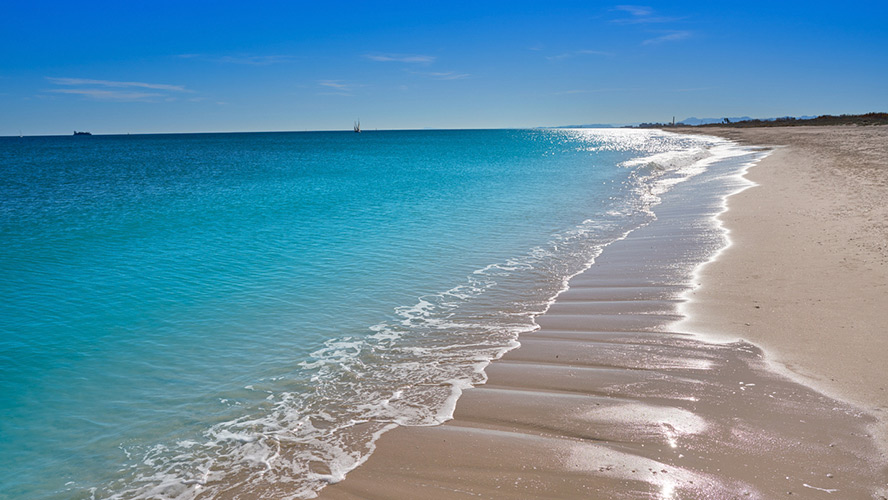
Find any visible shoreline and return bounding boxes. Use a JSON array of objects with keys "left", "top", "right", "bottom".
[
  {"left": 672, "top": 125, "right": 888, "bottom": 453},
  {"left": 320, "top": 127, "right": 888, "bottom": 498}
]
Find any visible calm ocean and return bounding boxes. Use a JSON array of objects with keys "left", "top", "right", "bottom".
[{"left": 0, "top": 129, "right": 743, "bottom": 499}]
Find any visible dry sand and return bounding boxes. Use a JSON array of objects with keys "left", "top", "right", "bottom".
[{"left": 319, "top": 126, "right": 888, "bottom": 499}]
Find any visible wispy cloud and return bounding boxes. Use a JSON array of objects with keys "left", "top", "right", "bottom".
[
  {"left": 46, "top": 77, "right": 188, "bottom": 92},
  {"left": 614, "top": 5, "right": 653, "bottom": 17},
  {"left": 317, "top": 80, "right": 360, "bottom": 96},
  {"left": 577, "top": 50, "right": 612, "bottom": 57},
  {"left": 611, "top": 5, "right": 691, "bottom": 45},
  {"left": 669, "top": 86, "right": 714, "bottom": 92},
  {"left": 642, "top": 30, "right": 691, "bottom": 45},
  {"left": 179, "top": 53, "right": 296, "bottom": 65},
  {"left": 318, "top": 81, "right": 352, "bottom": 90},
  {"left": 547, "top": 49, "right": 613, "bottom": 61},
  {"left": 612, "top": 5, "right": 683, "bottom": 24},
  {"left": 364, "top": 53, "right": 436, "bottom": 64},
  {"left": 416, "top": 71, "right": 470, "bottom": 80},
  {"left": 367, "top": 53, "right": 467, "bottom": 81},
  {"left": 48, "top": 89, "right": 164, "bottom": 101},
  {"left": 553, "top": 88, "right": 636, "bottom": 95},
  {"left": 45, "top": 77, "right": 190, "bottom": 102}
]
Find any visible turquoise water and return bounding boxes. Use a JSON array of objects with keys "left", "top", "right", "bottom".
[{"left": 0, "top": 129, "right": 735, "bottom": 499}]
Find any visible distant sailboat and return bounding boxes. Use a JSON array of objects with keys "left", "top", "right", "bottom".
[{"left": 354, "top": 120, "right": 361, "bottom": 133}]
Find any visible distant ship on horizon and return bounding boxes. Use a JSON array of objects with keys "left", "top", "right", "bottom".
[
  {"left": 353, "top": 120, "right": 361, "bottom": 133},
  {"left": 73, "top": 131, "right": 92, "bottom": 136}
]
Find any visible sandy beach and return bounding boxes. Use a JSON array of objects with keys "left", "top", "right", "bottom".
[
  {"left": 675, "top": 126, "right": 888, "bottom": 440},
  {"left": 320, "top": 126, "right": 888, "bottom": 499}
]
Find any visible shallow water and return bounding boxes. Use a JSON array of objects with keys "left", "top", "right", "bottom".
[{"left": 0, "top": 129, "right": 742, "bottom": 498}]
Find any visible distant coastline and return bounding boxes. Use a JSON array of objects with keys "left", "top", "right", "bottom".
[
  {"left": 636, "top": 112, "right": 888, "bottom": 129},
  {"left": 547, "top": 112, "right": 888, "bottom": 130}
]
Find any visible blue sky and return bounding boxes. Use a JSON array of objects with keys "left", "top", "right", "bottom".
[{"left": 2, "top": 1, "right": 886, "bottom": 134}]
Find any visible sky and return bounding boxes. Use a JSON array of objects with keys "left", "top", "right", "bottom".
[{"left": 1, "top": 1, "right": 887, "bottom": 135}]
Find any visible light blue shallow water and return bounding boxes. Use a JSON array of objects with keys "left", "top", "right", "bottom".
[{"left": 0, "top": 129, "right": 737, "bottom": 499}]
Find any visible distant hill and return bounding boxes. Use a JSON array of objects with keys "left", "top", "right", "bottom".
[{"left": 635, "top": 113, "right": 887, "bottom": 129}]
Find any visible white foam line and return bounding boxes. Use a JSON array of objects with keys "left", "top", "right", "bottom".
[
  {"left": 443, "top": 130, "right": 745, "bottom": 380},
  {"left": 345, "top": 132, "right": 714, "bottom": 433},
  {"left": 663, "top": 140, "right": 863, "bottom": 394},
  {"left": 309, "top": 423, "right": 398, "bottom": 487},
  {"left": 424, "top": 131, "right": 748, "bottom": 425},
  {"left": 663, "top": 139, "right": 888, "bottom": 460},
  {"left": 671, "top": 144, "right": 774, "bottom": 342}
]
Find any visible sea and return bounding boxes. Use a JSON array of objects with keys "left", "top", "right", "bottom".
[{"left": 0, "top": 129, "right": 752, "bottom": 499}]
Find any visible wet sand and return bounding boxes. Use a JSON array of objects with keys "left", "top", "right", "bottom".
[{"left": 320, "top": 127, "right": 888, "bottom": 499}]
